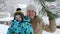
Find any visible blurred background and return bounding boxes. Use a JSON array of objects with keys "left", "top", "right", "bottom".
[{"left": 0, "top": 0, "right": 60, "bottom": 34}]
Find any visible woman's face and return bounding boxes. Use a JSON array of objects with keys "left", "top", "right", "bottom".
[
  {"left": 27, "top": 10, "right": 36, "bottom": 19},
  {"left": 15, "top": 15, "right": 22, "bottom": 21}
]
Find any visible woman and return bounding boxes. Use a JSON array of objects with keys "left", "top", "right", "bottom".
[
  {"left": 7, "top": 11, "right": 34, "bottom": 34},
  {"left": 26, "top": 5, "right": 56, "bottom": 34}
]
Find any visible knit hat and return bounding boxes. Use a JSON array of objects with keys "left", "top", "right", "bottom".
[
  {"left": 14, "top": 11, "right": 24, "bottom": 19},
  {"left": 27, "top": 5, "right": 38, "bottom": 16},
  {"left": 27, "top": 5, "right": 36, "bottom": 12}
]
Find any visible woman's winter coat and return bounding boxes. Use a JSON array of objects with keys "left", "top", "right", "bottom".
[{"left": 30, "top": 16, "right": 56, "bottom": 34}]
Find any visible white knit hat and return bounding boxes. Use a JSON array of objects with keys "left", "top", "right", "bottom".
[{"left": 27, "top": 5, "right": 36, "bottom": 12}]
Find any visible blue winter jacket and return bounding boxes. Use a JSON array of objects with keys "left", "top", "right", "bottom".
[{"left": 7, "top": 16, "right": 34, "bottom": 34}]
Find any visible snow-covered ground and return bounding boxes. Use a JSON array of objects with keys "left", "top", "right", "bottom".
[
  {"left": 0, "top": 24, "right": 60, "bottom": 34},
  {"left": 0, "top": 24, "right": 9, "bottom": 34},
  {"left": 43, "top": 29, "right": 60, "bottom": 34}
]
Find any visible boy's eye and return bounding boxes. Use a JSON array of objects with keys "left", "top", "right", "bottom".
[
  {"left": 16, "top": 17, "right": 20, "bottom": 19},
  {"left": 15, "top": 16, "right": 21, "bottom": 19}
]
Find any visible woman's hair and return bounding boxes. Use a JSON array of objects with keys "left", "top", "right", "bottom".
[{"left": 35, "top": 11, "right": 36, "bottom": 17}]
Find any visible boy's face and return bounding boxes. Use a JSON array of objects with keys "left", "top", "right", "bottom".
[{"left": 15, "top": 15, "right": 22, "bottom": 21}]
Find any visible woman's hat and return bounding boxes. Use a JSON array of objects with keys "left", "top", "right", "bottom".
[{"left": 27, "top": 5, "right": 36, "bottom": 12}]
